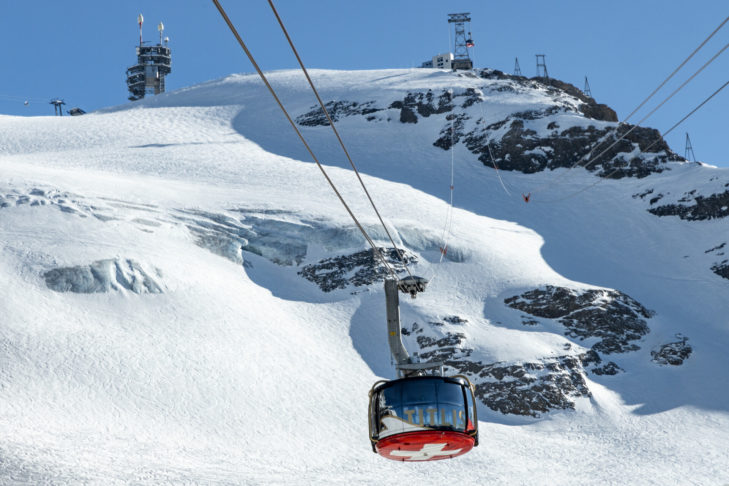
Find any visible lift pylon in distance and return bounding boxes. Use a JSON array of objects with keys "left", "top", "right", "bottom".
[{"left": 368, "top": 277, "right": 479, "bottom": 462}]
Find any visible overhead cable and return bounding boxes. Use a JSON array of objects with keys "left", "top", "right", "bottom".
[
  {"left": 211, "top": 0, "right": 399, "bottom": 279},
  {"left": 266, "top": 0, "right": 414, "bottom": 279},
  {"left": 539, "top": 77, "right": 729, "bottom": 204}
]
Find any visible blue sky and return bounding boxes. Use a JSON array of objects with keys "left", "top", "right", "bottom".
[{"left": 2, "top": 1, "right": 727, "bottom": 166}]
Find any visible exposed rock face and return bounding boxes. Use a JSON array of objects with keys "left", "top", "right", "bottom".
[
  {"left": 471, "top": 356, "right": 592, "bottom": 417},
  {"left": 389, "top": 90, "right": 454, "bottom": 124},
  {"left": 403, "top": 319, "right": 597, "bottom": 417},
  {"left": 296, "top": 100, "right": 382, "bottom": 126},
  {"left": 648, "top": 189, "right": 729, "bottom": 220},
  {"left": 298, "top": 247, "right": 416, "bottom": 292},
  {"left": 471, "top": 120, "right": 676, "bottom": 179},
  {"left": 712, "top": 261, "right": 729, "bottom": 280},
  {"left": 651, "top": 336, "right": 692, "bottom": 365},
  {"left": 504, "top": 286, "right": 654, "bottom": 353},
  {"left": 44, "top": 259, "right": 163, "bottom": 294},
  {"left": 291, "top": 70, "right": 683, "bottom": 180}
]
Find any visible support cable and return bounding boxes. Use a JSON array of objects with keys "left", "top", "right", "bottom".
[
  {"left": 525, "top": 16, "right": 729, "bottom": 201},
  {"left": 529, "top": 38, "right": 729, "bottom": 201},
  {"left": 475, "top": 87, "right": 514, "bottom": 197},
  {"left": 623, "top": 14, "right": 729, "bottom": 123},
  {"left": 211, "top": 0, "right": 399, "bottom": 279},
  {"left": 538, "top": 77, "right": 729, "bottom": 204},
  {"left": 643, "top": 78, "right": 729, "bottom": 152},
  {"left": 266, "top": 0, "right": 413, "bottom": 279},
  {"left": 488, "top": 145, "right": 512, "bottom": 196}
]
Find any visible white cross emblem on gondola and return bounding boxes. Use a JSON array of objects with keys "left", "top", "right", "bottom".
[{"left": 389, "top": 443, "right": 462, "bottom": 461}]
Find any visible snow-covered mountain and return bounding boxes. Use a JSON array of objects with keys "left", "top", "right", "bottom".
[{"left": 1, "top": 68, "right": 728, "bottom": 484}]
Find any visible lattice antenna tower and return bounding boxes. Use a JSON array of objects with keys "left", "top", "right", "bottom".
[
  {"left": 536, "top": 54, "right": 548, "bottom": 79},
  {"left": 584, "top": 76, "right": 592, "bottom": 97},
  {"left": 514, "top": 57, "right": 522, "bottom": 76},
  {"left": 685, "top": 133, "right": 696, "bottom": 162},
  {"left": 448, "top": 13, "right": 473, "bottom": 70}
]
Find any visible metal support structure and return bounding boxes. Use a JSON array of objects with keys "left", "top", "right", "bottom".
[
  {"left": 49, "top": 99, "right": 65, "bottom": 116},
  {"left": 448, "top": 13, "right": 473, "bottom": 70},
  {"left": 385, "top": 278, "right": 410, "bottom": 372},
  {"left": 514, "top": 57, "right": 522, "bottom": 76},
  {"left": 127, "top": 14, "right": 172, "bottom": 101},
  {"left": 384, "top": 277, "right": 431, "bottom": 378},
  {"left": 536, "top": 54, "right": 548, "bottom": 79},
  {"left": 685, "top": 132, "right": 696, "bottom": 162},
  {"left": 584, "top": 76, "right": 592, "bottom": 97}
]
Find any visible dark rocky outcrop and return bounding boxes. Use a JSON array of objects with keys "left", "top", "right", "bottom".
[
  {"left": 651, "top": 336, "right": 692, "bottom": 365},
  {"left": 712, "top": 261, "right": 729, "bottom": 280},
  {"left": 295, "top": 100, "right": 382, "bottom": 126},
  {"left": 504, "top": 285, "right": 654, "bottom": 353},
  {"left": 298, "top": 248, "right": 416, "bottom": 292},
  {"left": 470, "top": 356, "right": 592, "bottom": 417},
  {"left": 389, "top": 90, "right": 454, "bottom": 124},
  {"left": 648, "top": 190, "right": 729, "bottom": 220},
  {"left": 469, "top": 121, "right": 678, "bottom": 178},
  {"left": 404, "top": 319, "right": 603, "bottom": 417}
]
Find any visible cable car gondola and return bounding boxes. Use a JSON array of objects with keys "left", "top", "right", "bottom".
[
  {"left": 369, "top": 375, "right": 478, "bottom": 461},
  {"left": 368, "top": 277, "right": 479, "bottom": 462}
]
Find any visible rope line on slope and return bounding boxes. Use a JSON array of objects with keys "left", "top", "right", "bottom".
[
  {"left": 211, "top": 0, "right": 399, "bottom": 280},
  {"left": 266, "top": 0, "right": 414, "bottom": 280},
  {"left": 488, "top": 144, "right": 512, "bottom": 196},
  {"left": 425, "top": 100, "right": 458, "bottom": 286}
]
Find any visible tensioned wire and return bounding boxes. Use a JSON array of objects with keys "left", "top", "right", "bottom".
[
  {"left": 537, "top": 76, "right": 729, "bottom": 204},
  {"left": 526, "top": 14, "right": 729, "bottom": 200},
  {"left": 266, "top": 0, "right": 414, "bottom": 280},
  {"left": 211, "top": 0, "right": 400, "bottom": 280}
]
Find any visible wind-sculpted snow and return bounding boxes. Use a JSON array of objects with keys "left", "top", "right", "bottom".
[
  {"left": 3, "top": 68, "right": 729, "bottom": 484},
  {"left": 504, "top": 286, "right": 654, "bottom": 354},
  {"left": 44, "top": 258, "right": 163, "bottom": 294},
  {"left": 175, "top": 208, "right": 373, "bottom": 267},
  {"left": 0, "top": 187, "right": 96, "bottom": 217}
]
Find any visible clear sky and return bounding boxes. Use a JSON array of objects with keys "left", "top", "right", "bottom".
[{"left": 1, "top": 1, "right": 727, "bottom": 167}]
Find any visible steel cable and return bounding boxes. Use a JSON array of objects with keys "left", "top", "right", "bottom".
[
  {"left": 266, "top": 0, "right": 414, "bottom": 279},
  {"left": 211, "top": 0, "right": 400, "bottom": 279}
]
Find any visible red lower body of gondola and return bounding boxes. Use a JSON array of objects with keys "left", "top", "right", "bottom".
[{"left": 375, "top": 431, "right": 476, "bottom": 462}]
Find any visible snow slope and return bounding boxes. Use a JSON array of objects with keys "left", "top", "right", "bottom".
[{"left": 1, "top": 69, "right": 728, "bottom": 484}]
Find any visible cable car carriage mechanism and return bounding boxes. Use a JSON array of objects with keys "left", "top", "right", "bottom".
[{"left": 368, "top": 277, "right": 479, "bottom": 462}]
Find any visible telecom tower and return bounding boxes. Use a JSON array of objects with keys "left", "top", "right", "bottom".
[
  {"left": 448, "top": 13, "right": 473, "bottom": 70},
  {"left": 584, "top": 76, "right": 592, "bottom": 97},
  {"left": 126, "top": 14, "right": 172, "bottom": 101},
  {"left": 685, "top": 133, "right": 696, "bottom": 162},
  {"left": 536, "top": 54, "right": 548, "bottom": 78},
  {"left": 514, "top": 57, "right": 522, "bottom": 76}
]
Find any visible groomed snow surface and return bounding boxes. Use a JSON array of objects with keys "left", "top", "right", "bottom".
[{"left": 1, "top": 69, "right": 728, "bottom": 484}]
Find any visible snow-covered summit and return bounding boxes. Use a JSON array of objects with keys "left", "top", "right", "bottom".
[{"left": 1, "top": 68, "right": 728, "bottom": 484}]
